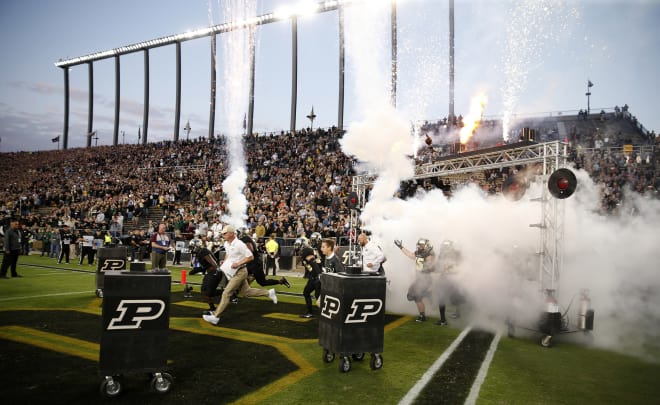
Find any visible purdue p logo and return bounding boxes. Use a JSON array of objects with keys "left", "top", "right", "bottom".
[
  {"left": 320, "top": 296, "right": 383, "bottom": 323},
  {"left": 100, "top": 259, "right": 125, "bottom": 272},
  {"left": 320, "top": 295, "right": 341, "bottom": 319},
  {"left": 345, "top": 299, "right": 383, "bottom": 323},
  {"left": 107, "top": 299, "right": 165, "bottom": 330}
]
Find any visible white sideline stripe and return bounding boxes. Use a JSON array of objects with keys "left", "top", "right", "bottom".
[
  {"left": 32, "top": 272, "right": 91, "bottom": 276},
  {"left": 398, "top": 326, "right": 472, "bottom": 405},
  {"left": 464, "top": 332, "right": 501, "bottom": 405},
  {"left": 0, "top": 290, "right": 91, "bottom": 302}
]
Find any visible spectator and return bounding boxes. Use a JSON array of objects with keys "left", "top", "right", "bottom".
[{"left": 0, "top": 219, "right": 23, "bottom": 278}]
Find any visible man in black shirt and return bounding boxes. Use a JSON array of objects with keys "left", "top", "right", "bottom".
[
  {"left": 57, "top": 224, "right": 73, "bottom": 264},
  {"left": 321, "top": 238, "right": 344, "bottom": 273},
  {"left": 1, "top": 219, "right": 23, "bottom": 278},
  {"left": 77, "top": 229, "right": 95, "bottom": 265},
  {"left": 295, "top": 238, "right": 322, "bottom": 318}
]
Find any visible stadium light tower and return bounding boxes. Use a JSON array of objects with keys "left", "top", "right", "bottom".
[
  {"left": 184, "top": 120, "right": 192, "bottom": 140},
  {"left": 307, "top": 106, "right": 317, "bottom": 130},
  {"left": 586, "top": 79, "right": 593, "bottom": 116}
]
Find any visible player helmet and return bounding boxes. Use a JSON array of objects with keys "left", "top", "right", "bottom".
[
  {"left": 415, "top": 238, "right": 433, "bottom": 257},
  {"left": 188, "top": 238, "right": 203, "bottom": 254},
  {"left": 293, "top": 237, "right": 308, "bottom": 255},
  {"left": 310, "top": 232, "right": 322, "bottom": 249}
]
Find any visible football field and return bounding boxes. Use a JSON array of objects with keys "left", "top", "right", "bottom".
[{"left": 1, "top": 255, "right": 658, "bottom": 404}]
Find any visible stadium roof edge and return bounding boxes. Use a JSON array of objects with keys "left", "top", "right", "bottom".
[{"left": 53, "top": 0, "right": 366, "bottom": 68}]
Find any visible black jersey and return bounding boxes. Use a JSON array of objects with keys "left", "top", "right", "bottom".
[
  {"left": 240, "top": 234, "right": 262, "bottom": 273},
  {"left": 195, "top": 247, "right": 216, "bottom": 274}
]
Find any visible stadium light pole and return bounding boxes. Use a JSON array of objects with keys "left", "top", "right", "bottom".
[
  {"left": 87, "top": 62, "right": 94, "bottom": 148},
  {"left": 586, "top": 79, "right": 593, "bottom": 116},
  {"left": 290, "top": 16, "right": 298, "bottom": 133},
  {"left": 209, "top": 34, "right": 217, "bottom": 140},
  {"left": 142, "top": 49, "right": 150, "bottom": 145},
  {"left": 113, "top": 56, "right": 120, "bottom": 146}
]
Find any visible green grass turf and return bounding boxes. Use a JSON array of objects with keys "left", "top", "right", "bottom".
[
  {"left": 478, "top": 336, "right": 660, "bottom": 405},
  {"left": 1, "top": 255, "right": 659, "bottom": 404}
]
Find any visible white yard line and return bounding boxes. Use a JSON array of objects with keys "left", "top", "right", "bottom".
[
  {"left": 464, "top": 332, "right": 502, "bottom": 405},
  {"left": 398, "top": 326, "right": 473, "bottom": 405},
  {"left": 0, "top": 290, "right": 91, "bottom": 302}
]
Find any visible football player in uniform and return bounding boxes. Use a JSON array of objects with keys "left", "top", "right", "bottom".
[
  {"left": 395, "top": 238, "right": 446, "bottom": 325},
  {"left": 188, "top": 238, "right": 224, "bottom": 314},
  {"left": 238, "top": 227, "right": 290, "bottom": 288}
]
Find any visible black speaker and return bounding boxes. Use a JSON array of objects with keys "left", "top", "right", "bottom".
[
  {"left": 548, "top": 168, "right": 577, "bottom": 199},
  {"left": 346, "top": 192, "right": 359, "bottom": 209}
]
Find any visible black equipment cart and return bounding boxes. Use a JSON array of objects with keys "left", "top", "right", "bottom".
[
  {"left": 99, "top": 271, "right": 172, "bottom": 397},
  {"left": 95, "top": 247, "right": 128, "bottom": 298},
  {"left": 318, "top": 272, "right": 386, "bottom": 372}
]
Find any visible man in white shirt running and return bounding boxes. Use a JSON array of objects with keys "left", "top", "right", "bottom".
[{"left": 202, "top": 225, "right": 277, "bottom": 325}]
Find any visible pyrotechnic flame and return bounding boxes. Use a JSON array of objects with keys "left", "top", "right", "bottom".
[{"left": 459, "top": 94, "right": 487, "bottom": 144}]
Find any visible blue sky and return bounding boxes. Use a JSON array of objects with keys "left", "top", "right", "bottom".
[{"left": 0, "top": 0, "right": 658, "bottom": 152}]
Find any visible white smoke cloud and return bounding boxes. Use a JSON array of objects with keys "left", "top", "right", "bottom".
[
  {"left": 340, "top": 0, "right": 658, "bottom": 362},
  {"left": 217, "top": 0, "right": 256, "bottom": 227},
  {"left": 364, "top": 168, "right": 660, "bottom": 361}
]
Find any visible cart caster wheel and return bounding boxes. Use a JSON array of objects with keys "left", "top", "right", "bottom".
[
  {"left": 95, "top": 289, "right": 103, "bottom": 298},
  {"left": 541, "top": 335, "right": 553, "bottom": 348},
  {"left": 370, "top": 353, "right": 383, "bottom": 370},
  {"left": 322, "top": 349, "right": 335, "bottom": 363},
  {"left": 339, "top": 356, "right": 352, "bottom": 373},
  {"left": 150, "top": 372, "right": 173, "bottom": 394},
  {"left": 351, "top": 353, "right": 365, "bottom": 361},
  {"left": 100, "top": 376, "right": 121, "bottom": 398}
]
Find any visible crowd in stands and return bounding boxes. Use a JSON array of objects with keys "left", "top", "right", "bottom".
[
  {"left": 0, "top": 109, "right": 657, "bottom": 254},
  {"left": 0, "top": 127, "right": 357, "bottom": 253}
]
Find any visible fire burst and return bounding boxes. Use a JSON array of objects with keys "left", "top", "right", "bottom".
[{"left": 459, "top": 94, "right": 487, "bottom": 144}]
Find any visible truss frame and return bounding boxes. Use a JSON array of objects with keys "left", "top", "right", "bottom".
[{"left": 351, "top": 140, "right": 569, "bottom": 294}]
